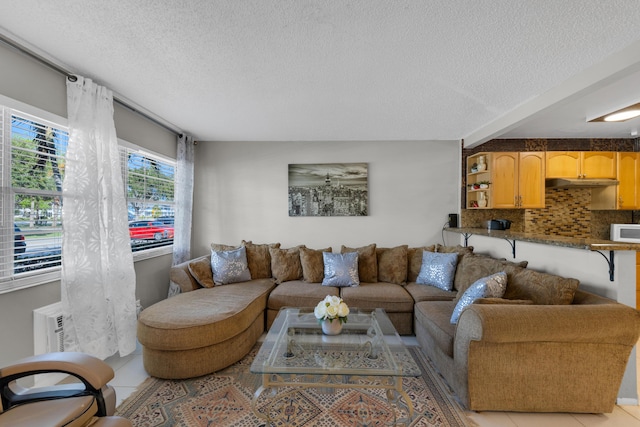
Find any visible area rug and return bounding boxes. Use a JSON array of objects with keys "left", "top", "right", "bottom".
[{"left": 116, "top": 345, "right": 475, "bottom": 427}]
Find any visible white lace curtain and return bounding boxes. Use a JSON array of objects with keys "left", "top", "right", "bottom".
[
  {"left": 61, "top": 75, "right": 137, "bottom": 359},
  {"left": 168, "top": 134, "right": 195, "bottom": 297}
]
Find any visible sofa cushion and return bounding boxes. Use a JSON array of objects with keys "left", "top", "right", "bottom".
[
  {"left": 188, "top": 257, "right": 214, "bottom": 288},
  {"left": 453, "top": 253, "right": 528, "bottom": 299},
  {"left": 417, "top": 251, "right": 458, "bottom": 291},
  {"left": 323, "top": 252, "right": 360, "bottom": 287},
  {"left": 242, "top": 240, "right": 281, "bottom": 279},
  {"left": 414, "top": 301, "right": 457, "bottom": 357},
  {"left": 211, "top": 246, "right": 252, "bottom": 285},
  {"left": 407, "top": 245, "right": 436, "bottom": 282},
  {"left": 341, "top": 244, "right": 378, "bottom": 283},
  {"left": 503, "top": 265, "right": 580, "bottom": 305},
  {"left": 300, "top": 247, "right": 332, "bottom": 283},
  {"left": 450, "top": 272, "right": 507, "bottom": 324},
  {"left": 267, "top": 280, "right": 339, "bottom": 311},
  {"left": 376, "top": 245, "right": 408, "bottom": 285},
  {"left": 404, "top": 282, "right": 457, "bottom": 302},
  {"left": 340, "top": 282, "right": 414, "bottom": 312},
  {"left": 269, "top": 246, "right": 304, "bottom": 284}
]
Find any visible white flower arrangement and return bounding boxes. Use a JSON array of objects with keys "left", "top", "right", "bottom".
[{"left": 314, "top": 295, "right": 349, "bottom": 324}]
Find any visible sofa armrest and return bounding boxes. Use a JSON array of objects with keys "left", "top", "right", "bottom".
[
  {"left": 454, "top": 301, "right": 640, "bottom": 412},
  {"left": 457, "top": 302, "right": 640, "bottom": 346}
]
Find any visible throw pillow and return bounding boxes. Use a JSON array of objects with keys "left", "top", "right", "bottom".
[
  {"left": 502, "top": 264, "right": 580, "bottom": 305},
  {"left": 299, "top": 247, "right": 332, "bottom": 283},
  {"left": 416, "top": 251, "right": 458, "bottom": 291},
  {"left": 322, "top": 252, "right": 360, "bottom": 287},
  {"left": 406, "top": 245, "right": 436, "bottom": 282},
  {"left": 341, "top": 244, "right": 377, "bottom": 282},
  {"left": 450, "top": 271, "right": 508, "bottom": 324},
  {"left": 241, "top": 240, "right": 281, "bottom": 279},
  {"left": 453, "top": 253, "right": 529, "bottom": 300},
  {"left": 187, "top": 257, "right": 214, "bottom": 288},
  {"left": 269, "top": 246, "right": 304, "bottom": 284},
  {"left": 376, "top": 245, "right": 408, "bottom": 285},
  {"left": 210, "top": 246, "right": 252, "bottom": 285},
  {"left": 435, "top": 244, "right": 474, "bottom": 256},
  {"left": 210, "top": 243, "right": 238, "bottom": 252}
]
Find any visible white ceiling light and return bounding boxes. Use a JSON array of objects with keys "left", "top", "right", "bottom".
[{"left": 589, "top": 102, "right": 640, "bottom": 122}]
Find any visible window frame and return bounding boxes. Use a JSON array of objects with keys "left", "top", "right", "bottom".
[{"left": 0, "top": 95, "right": 174, "bottom": 295}]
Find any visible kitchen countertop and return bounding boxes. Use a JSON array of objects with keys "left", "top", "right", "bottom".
[{"left": 444, "top": 227, "right": 640, "bottom": 251}]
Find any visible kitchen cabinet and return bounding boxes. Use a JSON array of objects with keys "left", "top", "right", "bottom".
[
  {"left": 616, "top": 152, "right": 640, "bottom": 209},
  {"left": 637, "top": 252, "right": 640, "bottom": 309},
  {"left": 546, "top": 151, "right": 616, "bottom": 179},
  {"left": 466, "top": 152, "right": 492, "bottom": 209},
  {"left": 491, "top": 152, "right": 545, "bottom": 208}
]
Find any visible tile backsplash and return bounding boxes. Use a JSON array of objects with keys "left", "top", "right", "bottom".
[{"left": 461, "top": 187, "right": 636, "bottom": 240}]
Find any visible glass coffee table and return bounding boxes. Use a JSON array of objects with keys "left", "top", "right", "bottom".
[{"left": 250, "top": 307, "right": 420, "bottom": 425}]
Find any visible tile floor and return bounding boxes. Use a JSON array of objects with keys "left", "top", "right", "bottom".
[{"left": 107, "top": 338, "right": 640, "bottom": 426}]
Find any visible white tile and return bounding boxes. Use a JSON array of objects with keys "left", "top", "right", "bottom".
[
  {"left": 620, "top": 404, "right": 640, "bottom": 421},
  {"left": 573, "top": 406, "right": 640, "bottom": 426},
  {"left": 467, "top": 411, "right": 518, "bottom": 427},
  {"left": 114, "top": 385, "right": 138, "bottom": 407},
  {"left": 109, "top": 355, "right": 149, "bottom": 387},
  {"left": 505, "top": 413, "right": 583, "bottom": 427}
]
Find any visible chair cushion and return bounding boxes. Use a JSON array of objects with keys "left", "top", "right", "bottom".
[
  {"left": 269, "top": 246, "right": 304, "bottom": 284},
  {"left": 503, "top": 265, "right": 580, "bottom": 305}
]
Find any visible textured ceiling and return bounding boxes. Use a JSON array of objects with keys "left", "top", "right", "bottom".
[{"left": 2, "top": 1, "right": 640, "bottom": 145}]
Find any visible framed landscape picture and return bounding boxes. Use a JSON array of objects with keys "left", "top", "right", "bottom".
[{"left": 288, "top": 163, "right": 368, "bottom": 216}]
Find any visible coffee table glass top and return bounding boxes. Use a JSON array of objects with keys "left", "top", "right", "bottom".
[{"left": 251, "top": 308, "right": 420, "bottom": 377}]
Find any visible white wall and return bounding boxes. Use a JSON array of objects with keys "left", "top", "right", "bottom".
[
  {"left": 0, "top": 42, "right": 176, "bottom": 366},
  {"left": 191, "top": 140, "right": 461, "bottom": 255}
]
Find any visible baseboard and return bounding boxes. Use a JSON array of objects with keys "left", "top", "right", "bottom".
[{"left": 616, "top": 397, "right": 638, "bottom": 406}]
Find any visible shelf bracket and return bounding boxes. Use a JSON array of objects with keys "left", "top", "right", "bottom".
[
  {"left": 594, "top": 250, "right": 615, "bottom": 282},
  {"left": 504, "top": 239, "right": 516, "bottom": 259},
  {"left": 462, "top": 233, "right": 472, "bottom": 247}
]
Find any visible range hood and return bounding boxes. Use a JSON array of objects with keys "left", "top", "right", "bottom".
[{"left": 545, "top": 178, "right": 619, "bottom": 188}]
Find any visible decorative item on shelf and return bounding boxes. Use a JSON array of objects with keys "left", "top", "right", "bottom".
[
  {"left": 478, "top": 180, "right": 491, "bottom": 189},
  {"left": 314, "top": 295, "right": 349, "bottom": 335},
  {"left": 477, "top": 191, "right": 487, "bottom": 208},
  {"left": 477, "top": 155, "right": 486, "bottom": 171},
  {"left": 470, "top": 162, "right": 478, "bottom": 173}
]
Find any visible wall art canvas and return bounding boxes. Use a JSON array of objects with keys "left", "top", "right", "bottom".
[{"left": 288, "top": 163, "right": 368, "bottom": 216}]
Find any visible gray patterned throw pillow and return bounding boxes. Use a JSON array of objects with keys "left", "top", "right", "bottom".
[
  {"left": 450, "top": 271, "right": 507, "bottom": 324},
  {"left": 416, "top": 251, "right": 458, "bottom": 291},
  {"left": 210, "top": 246, "right": 252, "bottom": 285},
  {"left": 322, "top": 252, "right": 360, "bottom": 287}
]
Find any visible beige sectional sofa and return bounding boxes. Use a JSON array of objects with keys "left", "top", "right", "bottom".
[{"left": 137, "top": 241, "right": 640, "bottom": 414}]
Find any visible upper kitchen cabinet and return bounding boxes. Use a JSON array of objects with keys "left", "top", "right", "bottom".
[
  {"left": 616, "top": 152, "right": 640, "bottom": 209},
  {"left": 546, "top": 151, "right": 617, "bottom": 179},
  {"left": 492, "top": 152, "right": 545, "bottom": 209}
]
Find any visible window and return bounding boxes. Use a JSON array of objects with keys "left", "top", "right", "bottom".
[
  {"left": 0, "top": 103, "right": 175, "bottom": 293},
  {"left": 120, "top": 145, "right": 175, "bottom": 253}
]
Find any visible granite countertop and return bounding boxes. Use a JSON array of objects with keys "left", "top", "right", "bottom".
[{"left": 445, "top": 227, "right": 640, "bottom": 251}]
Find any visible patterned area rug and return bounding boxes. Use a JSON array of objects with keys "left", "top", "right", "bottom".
[{"left": 116, "top": 345, "right": 475, "bottom": 426}]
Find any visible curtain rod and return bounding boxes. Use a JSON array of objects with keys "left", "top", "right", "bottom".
[{"left": 0, "top": 33, "right": 183, "bottom": 137}]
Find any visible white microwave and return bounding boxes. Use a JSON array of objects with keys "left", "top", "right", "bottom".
[{"left": 610, "top": 224, "right": 640, "bottom": 242}]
